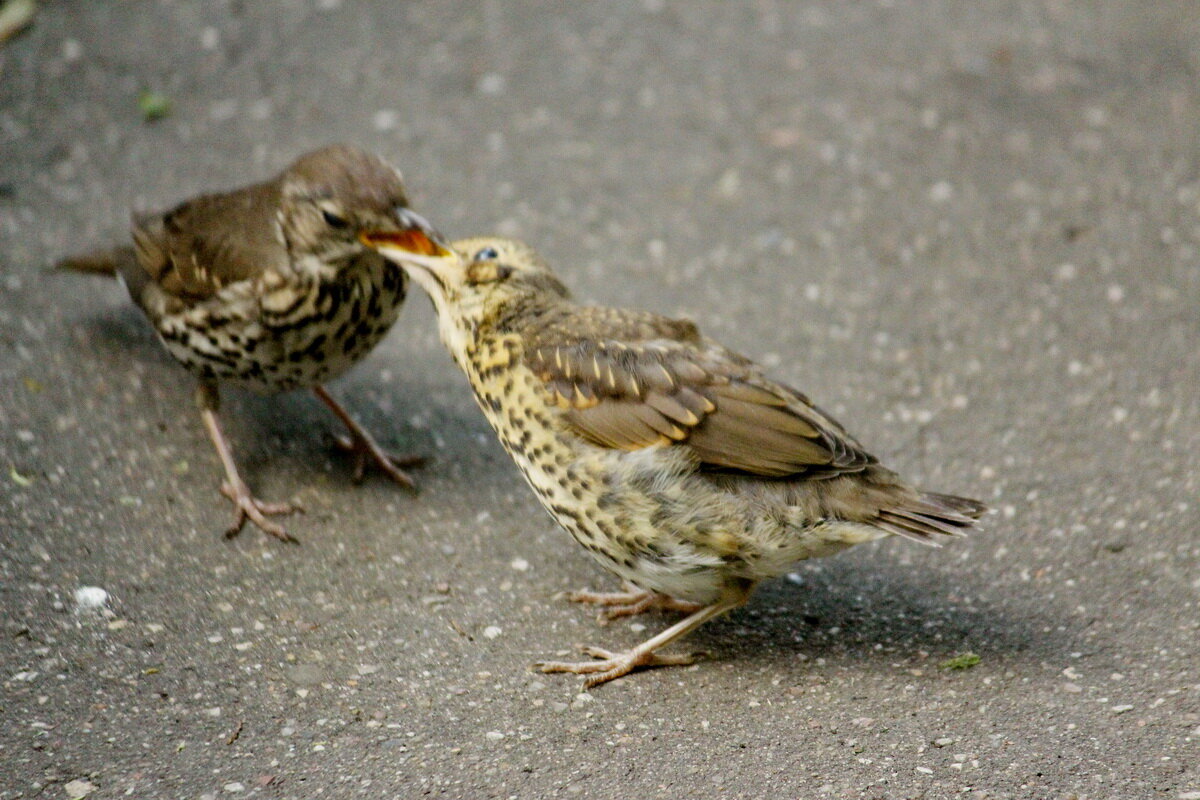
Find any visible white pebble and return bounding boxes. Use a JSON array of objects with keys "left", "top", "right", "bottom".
[
  {"left": 928, "top": 181, "right": 954, "bottom": 203},
  {"left": 484, "top": 730, "right": 505, "bottom": 741},
  {"left": 73, "top": 586, "right": 108, "bottom": 609},
  {"left": 477, "top": 73, "right": 506, "bottom": 96},
  {"left": 483, "top": 626, "right": 502, "bottom": 639},
  {"left": 223, "top": 783, "right": 245, "bottom": 793},
  {"left": 373, "top": 109, "right": 399, "bottom": 131},
  {"left": 510, "top": 558, "right": 529, "bottom": 572},
  {"left": 63, "top": 779, "right": 95, "bottom": 799},
  {"left": 62, "top": 39, "right": 83, "bottom": 62}
]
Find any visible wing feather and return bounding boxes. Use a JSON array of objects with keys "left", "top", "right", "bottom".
[{"left": 524, "top": 308, "right": 876, "bottom": 478}]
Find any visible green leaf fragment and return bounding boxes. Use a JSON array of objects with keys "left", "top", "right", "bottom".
[
  {"left": 940, "top": 652, "right": 981, "bottom": 671},
  {"left": 138, "top": 91, "right": 171, "bottom": 121}
]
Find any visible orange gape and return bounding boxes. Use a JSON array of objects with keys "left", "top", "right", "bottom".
[{"left": 361, "top": 228, "right": 448, "bottom": 257}]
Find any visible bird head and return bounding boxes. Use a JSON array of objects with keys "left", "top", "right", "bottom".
[
  {"left": 276, "top": 144, "right": 431, "bottom": 265},
  {"left": 360, "top": 233, "right": 570, "bottom": 358}
]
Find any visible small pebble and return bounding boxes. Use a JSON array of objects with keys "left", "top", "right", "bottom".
[
  {"left": 477, "top": 73, "right": 506, "bottom": 95},
  {"left": 928, "top": 181, "right": 954, "bottom": 203},
  {"left": 62, "top": 39, "right": 83, "bottom": 62},
  {"left": 73, "top": 586, "right": 108, "bottom": 610},
  {"left": 63, "top": 779, "right": 95, "bottom": 799},
  {"left": 484, "top": 730, "right": 504, "bottom": 741},
  {"left": 483, "top": 626, "right": 502, "bottom": 639},
  {"left": 222, "top": 782, "right": 245, "bottom": 793},
  {"left": 373, "top": 109, "right": 399, "bottom": 131}
]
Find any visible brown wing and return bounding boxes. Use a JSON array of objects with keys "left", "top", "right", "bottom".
[
  {"left": 525, "top": 309, "right": 875, "bottom": 478},
  {"left": 129, "top": 180, "right": 287, "bottom": 305}
]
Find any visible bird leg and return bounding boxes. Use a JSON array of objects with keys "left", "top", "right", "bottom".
[
  {"left": 196, "top": 382, "right": 300, "bottom": 542},
  {"left": 564, "top": 581, "right": 704, "bottom": 624},
  {"left": 537, "top": 583, "right": 752, "bottom": 688},
  {"left": 312, "top": 385, "right": 423, "bottom": 488}
]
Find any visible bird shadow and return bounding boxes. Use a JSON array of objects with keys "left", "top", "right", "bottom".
[
  {"left": 65, "top": 308, "right": 459, "bottom": 489},
  {"left": 595, "top": 549, "right": 1062, "bottom": 676},
  {"left": 69, "top": 307, "right": 170, "bottom": 367}
]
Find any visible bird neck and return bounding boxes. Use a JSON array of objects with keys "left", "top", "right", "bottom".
[{"left": 444, "top": 295, "right": 566, "bottom": 379}]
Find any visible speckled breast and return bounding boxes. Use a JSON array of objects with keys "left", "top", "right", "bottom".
[{"left": 158, "top": 257, "right": 407, "bottom": 394}]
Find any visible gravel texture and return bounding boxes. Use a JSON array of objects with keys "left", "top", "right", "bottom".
[{"left": 2, "top": 1, "right": 1198, "bottom": 798}]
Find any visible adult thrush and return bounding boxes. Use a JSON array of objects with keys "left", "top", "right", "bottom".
[
  {"left": 363, "top": 231, "right": 987, "bottom": 687},
  {"left": 60, "top": 145, "right": 436, "bottom": 541}
]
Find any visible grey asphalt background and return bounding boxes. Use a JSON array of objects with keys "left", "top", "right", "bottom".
[{"left": 1, "top": 1, "right": 1198, "bottom": 798}]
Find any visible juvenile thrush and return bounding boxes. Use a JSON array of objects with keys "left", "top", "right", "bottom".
[
  {"left": 363, "top": 232, "right": 987, "bottom": 687},
  {"left": 60, "top": 144, "right": 437, "bottom": 541}
]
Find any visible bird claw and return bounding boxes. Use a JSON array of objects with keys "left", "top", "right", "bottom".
[
  {"left": 536, "top": 644, "right": 703, "bottom": 688},
  {"left": 563, "top": 586, "right": 703, "bottom": 624},
  {"left": 219, "top": 482, "right": 302, "bottom": 543},
  {"left": 331, "top": 433, "right": 423, "bottom": 488}
]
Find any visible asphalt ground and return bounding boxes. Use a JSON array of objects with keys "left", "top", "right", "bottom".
[{"left": 1, "top": 2, "right": 1198, "bottom": 798}]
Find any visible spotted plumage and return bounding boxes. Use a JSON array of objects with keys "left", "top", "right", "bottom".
[
  {"left": 59, "top": 145, "right": 435, "bottom": 540},
  {"left": 364, "top": 232, "right": 987, "bottom": 687}
]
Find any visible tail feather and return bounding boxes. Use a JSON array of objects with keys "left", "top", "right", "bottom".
[
  {"left": 876, "top": 491, "right": 988, "bottom": 547},
  {"left": 55, "top": 249, "right": 126, "bottom": 276},
  {"left": 55, "top": 246, "right": 150, "bottom": 299},
  {"left": 921, "top": 491, "right": 989, "bottom": 520}
]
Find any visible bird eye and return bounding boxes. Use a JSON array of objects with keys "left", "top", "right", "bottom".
[
  {"left": 321, "top": 209, "right": 350, "bottom": 229},
  {"left": 473, "top": 246, "right": 499, "bottom": 262}
]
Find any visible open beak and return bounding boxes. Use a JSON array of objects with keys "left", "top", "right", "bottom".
[{"left": 360, "top": 208, "right": 454, "bottom": 272}]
